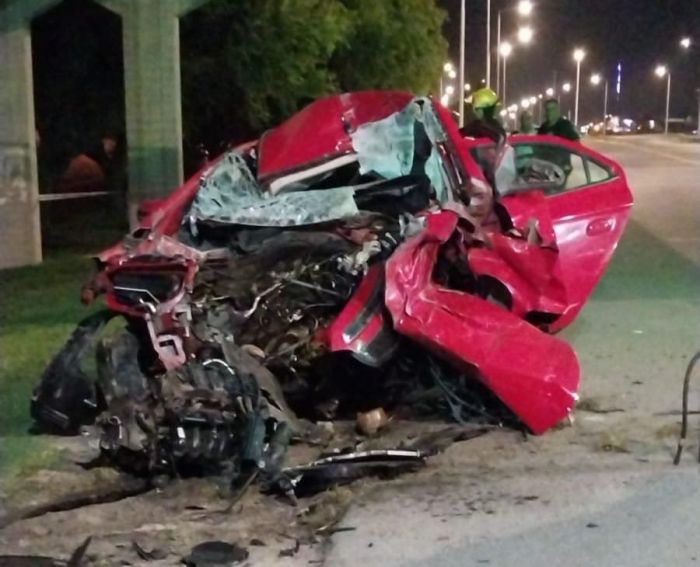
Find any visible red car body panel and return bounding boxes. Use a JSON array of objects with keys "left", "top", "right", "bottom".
[
  {"left": 384, "top": 211, "right": 580, "bottom": 434},
  {"left": 505, "top": 135, "right": 633, "bottom": 330}
]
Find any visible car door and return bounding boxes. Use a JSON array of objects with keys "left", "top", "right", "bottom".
[{"left": 506, "top": 135, "right": 633, "bottom": 330}]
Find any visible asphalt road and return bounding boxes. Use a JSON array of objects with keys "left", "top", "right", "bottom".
[{"left": 323, "top": 135, "right": 700, "bottom": 567}]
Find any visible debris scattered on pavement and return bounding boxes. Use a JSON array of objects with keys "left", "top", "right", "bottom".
[
  {"left": 278, "top": 539, "right": 300, "bottom": 557},
  {"left": 279, "top": 449, "right": 426, "bottom": 498},
  {"left": 576, "top": 397, "right": 625, "bottom": 414},
  {"left": 0, "top": 536, "right": 92, "bottom": 567},
  {"left": 132, "top": 540, "right": 168, "bottom": 561},
  {"left": 356, "top": 408, "right": 389, "bottom": 436},
  {"left": 183, "top": 541, "right": 249, "bottom": 566}
]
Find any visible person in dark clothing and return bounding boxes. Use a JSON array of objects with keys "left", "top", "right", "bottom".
[{"left": 537, "top": 98, "right": 580, "bottom": 141}]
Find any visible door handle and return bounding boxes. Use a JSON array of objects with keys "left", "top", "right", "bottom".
[{"left": 586, "top": 218, "right": 614, "bottom": 236}]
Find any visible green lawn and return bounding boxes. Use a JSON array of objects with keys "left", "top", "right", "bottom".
[{"left": 0, "top": 253, "right": 98, "bottom": 478}]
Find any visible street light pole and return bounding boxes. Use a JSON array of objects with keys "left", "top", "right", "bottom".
[
  {"left": 664, "top": 72, "right": 671, "bottom": 135},
  {"left": 573, "top": 49, "right": 585, "bottom": 126},
  {"left": 591, "top": 73, "right": 609, "bottom": 136},
  {"left": 575, "top": 61, "right": 581, "bottom": 125},
  {"left": 655, "top": 65, "right": 671, "bottom": 135},
  {"left": 496, "top": 11, "right": 501, "bottom": 94},
  {"left": 503, "top": 57, "right": 508, "bottom": 106},
  {"left": 494, "top": 2, "right": 532, "bottom": 97},
  {"left": 503, "top": 54, "right": 508, "bottom": 107},
  {"left": 603, "top": 79, "right": 609, "bottom": 135},
  {"left": 499, "top": 42, "right": 512, "bottom": 108},
  {"left": 486, "top": 0, "right": 491, "bottom": 88},
  {"left": 459, "top": 0, "right": 466, "bottom": 126}
]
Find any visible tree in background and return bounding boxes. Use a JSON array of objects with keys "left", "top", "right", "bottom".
[
  {"left": 180, "top": 0, "right": 447, "bottom": 155},
  {"left": 180, "top": 0, "right": 351, "bottom": 152},
  {"left": 333, "top": 0, "right": 448, "bottom": 95}
]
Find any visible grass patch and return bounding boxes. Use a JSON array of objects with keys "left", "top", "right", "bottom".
[
  {"left": 0, "top": 436, "right": 62, "bottom": 481},
  {"left": 0, "top": 253, "right": 97, "bottom": 478}
]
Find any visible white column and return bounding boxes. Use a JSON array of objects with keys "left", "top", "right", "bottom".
[
  {"left": 98, "top": 0, "right": 208, "bottom": 224},
  {"left": 0, "top": 0, "right": 61, "bottom": 268}
]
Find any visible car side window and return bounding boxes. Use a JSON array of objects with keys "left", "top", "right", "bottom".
[
  {"left": 511, "top": 143, "right": 614, "bottom": 196},
  {"left": 586, "top": 159, "right": 613, "bottom": 184},
  {"left": 565, "top": 154, "right": 587, "bottom": 190}
]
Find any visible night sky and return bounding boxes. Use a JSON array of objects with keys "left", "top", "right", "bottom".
[{"left": 438, "top": 0, "right": 700, "bottom": 123}]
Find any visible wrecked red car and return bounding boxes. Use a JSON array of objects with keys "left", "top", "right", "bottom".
[{"left": 32, "top": 92, "right": 633, "bottom": 479}]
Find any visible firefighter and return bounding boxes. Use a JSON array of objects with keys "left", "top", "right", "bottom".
[{"left": 459, "top": 87, "right": 506, "bottom": 146}]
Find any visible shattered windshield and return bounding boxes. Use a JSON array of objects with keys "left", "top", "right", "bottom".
[{"left": 186, "top": 98, "right": 453, "bottom": 231}]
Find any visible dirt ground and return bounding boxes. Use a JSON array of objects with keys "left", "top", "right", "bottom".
[{"left": 0, "top": 405, "right": 685, "bottom": 566}]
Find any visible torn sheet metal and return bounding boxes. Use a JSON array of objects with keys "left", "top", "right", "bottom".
[
  {"left": 281, "top": 449, "right": 425, "bottom": 497},
  {"left": 385, "top": 211, "right": 580, "bottom": 434}
]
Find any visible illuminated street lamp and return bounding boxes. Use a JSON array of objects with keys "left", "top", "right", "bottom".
[
  {"left": 573, "top": 48, "right": 586, "bottom": 126},
  {"left": 590, "top": 73, "right": 609, "bottom": 135},
  {"left": 440, "top": 62, "right": 457, "bottom": 104},
  {"left": 529, "top": 96, "right": 537, "bottom": 105},
  {"left": 464, "top": 83, "right": 472, "bottom": 92},
  {"left": 496, "top": 1, "right": 533, "bottom": 95},
  {"left": 678, "top": 38, "right": 698, "bottom": 135},
  {"left": 655, "top": 65, "right": 671, "bottom": 135},
  {"left": 499, "top": 41, "right": 514, "bottom": 107},
  {"left": 445, "top": 85, "right": 455, "bottom": 96},
  {"left": 521, "top": 98, "right": 531, "bottom": 109},
  {"left": 518, "top": 0, "right": 534, "bottom": 16},
  {"left": 517, "top": 25, "right": 534, "bottom": 45},
  {"left": 560, "top": 83, "right": 572, "bottom": 116},
  {"left": 545, "top": 87, "right": 555, "bottom": 97}
]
